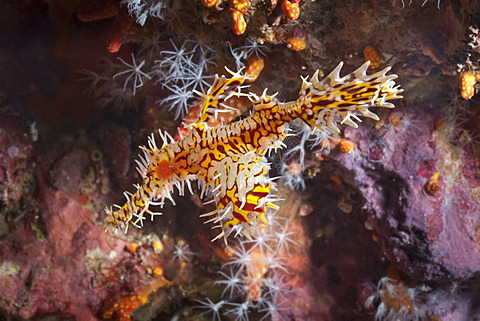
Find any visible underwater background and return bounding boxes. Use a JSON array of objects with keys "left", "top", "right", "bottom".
[{"left": 0, "top": 0, "right": 480, "bottom": 320}]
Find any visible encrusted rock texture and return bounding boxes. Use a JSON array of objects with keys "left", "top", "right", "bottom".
[{"left": 0, "top": 0, "right": 480, "bottom": 320}]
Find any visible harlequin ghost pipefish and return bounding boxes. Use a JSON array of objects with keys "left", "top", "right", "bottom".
[{"left": 105, "top": 61, "right": 403, "bottom": 242}]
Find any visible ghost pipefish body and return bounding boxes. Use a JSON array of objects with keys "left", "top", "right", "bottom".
[{"left": 105, "top": 61, "right": 403, "bottom": 242}]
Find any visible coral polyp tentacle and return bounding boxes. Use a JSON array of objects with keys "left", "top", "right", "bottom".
[{"left": 106, "top": 62, "right": 403, "bottom": 241}]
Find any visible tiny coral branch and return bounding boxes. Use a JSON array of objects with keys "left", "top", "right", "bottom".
[
  {"left": 113, "top": 53, "right": 152, "bottom": 96},
  {"left": 105, "top": 62, "right": 403, "bottom": 242}
]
